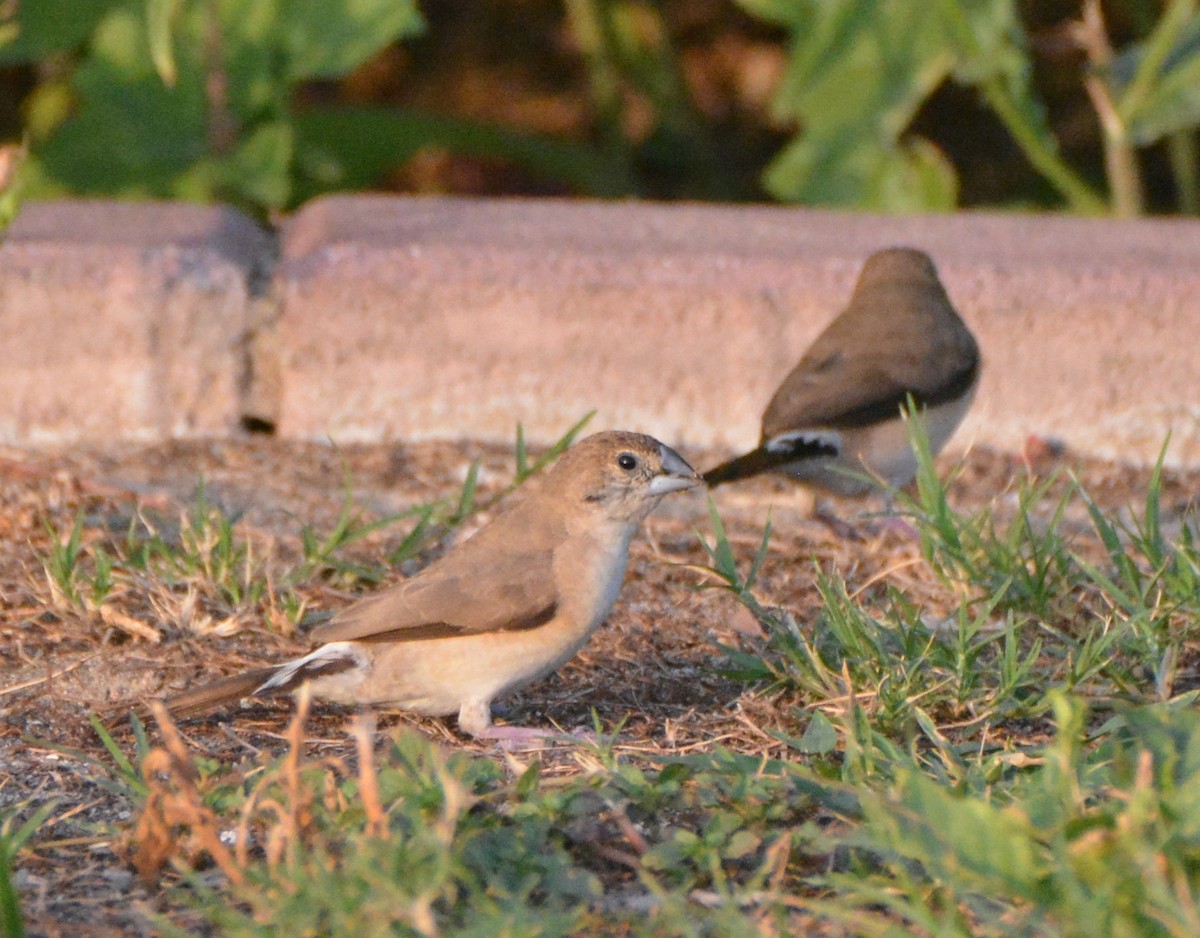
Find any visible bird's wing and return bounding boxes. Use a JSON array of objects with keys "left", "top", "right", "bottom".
[
  {"left": 308, "top": 507, "right": 564, "bottom": 645},
  {"left": 762, "top": 337, "right": 979, "bottom": 437}
]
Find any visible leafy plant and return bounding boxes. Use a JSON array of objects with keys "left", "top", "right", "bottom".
[
  {"left": 7, "top": 1, "right": 1200, "bottom": 214},
  {"left": 809, "top": 696, "right": 1200, "bottom": 937},
  {"left": 735, "top": 0, "right": 1098, "bottom": 211},
  {"left": 738, "top": 0, "right": 1200, "bottom": 214},
  {"left": 124, "top": 703, "right": 813, "bottom": 935},
  {"left": 7, "top": 0, "right": 424, "bottom": 213}
]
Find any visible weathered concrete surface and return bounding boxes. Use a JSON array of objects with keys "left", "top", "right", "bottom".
[
  {"left": 0, "top": 200, "right": 271, "bottom": 443},
  {"left": 276, "top": 195, "right": 1200, "bottom": 465}
]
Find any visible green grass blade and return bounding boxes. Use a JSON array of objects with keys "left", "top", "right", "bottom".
[
  {"left": 702, "top": 498, "right": 738, "bottom": 583},
  {"left": 453, "top": 460, "right": 480, "bottom": 522},
  {"left": 386, "top": 505, "right": 437, "bottom": 566},
  {"left": 521, "top": 410, "right": 596, "bottom": 481},
  {"left": 87, "top": 715, "right": 147, "bottom": 798},
  {"left": 744, "top": 513, "right": 773, "bottom": 592},
  {"left": 0, "top": 852, "right": 23, "bottom": 938},
  {"left": 514, "top": 423, "right": 529, "bottom": 481}
]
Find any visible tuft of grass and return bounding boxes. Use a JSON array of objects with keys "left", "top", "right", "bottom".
[
  {"left": 294, "top": 478, "right": 425, "bottom": 587},
  {"left": 41, "top": 514, "right": 86, "bottom": 609},
  {"left": 116, "top": 486, "right": 270, "bottom": 616},
  {"left": 805, "top": 696, "right": 1200, "bottom": 937},
  {"left": 127, "top": 704, "right": 817, "bottom": 935},
  {"left": 692, "top": 496, "right": 773, "bottom": 619},
  {"left": 40, "top": 513, "right": 128, "bottom": 612},
  {"left": 1074, "top": 443, "right": 1200, "bottom": 698},
  {"left": 902, "top": 409, "right": 1079, "bottom": 621},
  {"left": 25, "top": 714, "right": 154, "bottom": 803}
]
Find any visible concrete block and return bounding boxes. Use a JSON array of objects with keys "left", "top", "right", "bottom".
[
  {"left": 276, "top": 195, "right": 1200, "bottom": 465},
  {"left": 0, "top": 200, "right": 271, "bottom": 443}
]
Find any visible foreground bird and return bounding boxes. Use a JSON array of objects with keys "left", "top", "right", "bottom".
[
  {"left": 703, "top": 247, "right": 980, "bottom": 495},
  {"left": 163, "top": 431, "right": 701, "bottom": 739}
]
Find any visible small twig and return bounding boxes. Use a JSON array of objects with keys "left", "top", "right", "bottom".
[
  {"left": 30, "top": 835, "right": 112, "bottom": 850},
  {"left": 351, "top": 711, "right": 387, "bottom": 839},
  {"left": 219, "top": 724, "right": 263, "bottom": 757},
  {"left": 848, "top": 556, "right": 925, "bottom": 599},
  {"left": 561, "top": 828, "right": 643, "bottom": 872},
  {"left": 99, "top": 605, "right": 161, "bottom": 644},
  {"left": 1072, "top": 0, "right": 1144, "bottom": 217},
  {"left": 45, "top": 797, "right": 103, "bottom": 829},
  {"left": 280, "top": 683, "right": 314, "bottom": 859},
  {"left": 0, "top": 656, "right": 95, "bottom": 698},
  {"left": 610, "top": 802, "right": 649, "bottom": 855}
]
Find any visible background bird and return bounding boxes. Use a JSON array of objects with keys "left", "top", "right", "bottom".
[
  {"left": 703, "top": 247, "right": 980, "bottom": 495},
  {"left": 163, "top": 431, "right": 701, "bottom": 740}
]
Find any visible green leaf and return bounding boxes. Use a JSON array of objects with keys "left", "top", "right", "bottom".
[
  {"left": 764, "top": 131, "right": 957, "bottom": 211},
  {"left": 280, "top": 0, "right": 424, "bottom": 80},
  {"left": 0, "top": 851, "right": 22, "bottom": 938},
  {"left": 732, "top": 0, "right": 816, "bottom": 29},
  {"left": 797, "top": 711, "right": 839, "bottom": 755},
  {"left": 702, "top": 497, "right": 738, "bottom": 583},
  {"left": 292, "top": 107, "right": 627, "bottom": 201},
  {"left": 37, "top": 5, "right": 207, "bottom": 195},
  {"left": 146, "top": 0, "right": 181, "bottom": 85},
  {"left": 950, "top": 0, "right": 1052, "bottom": 144},
  {"left": 951, "top": 0, "right": 1034, "bottom": 88},
  {"left": 1110, "top": 13, "right": 1200, "bottom": 145},
  {"left": 219, "top": 119, "right": 294, "bottom": 209},
  {"left": 723, "top": 829, "right": 761, "bottom": 860},
  {"left": 454, "top": 461, "right": 480, "bottom": 522},
  {"left": 757, "top": 1, "right": 959, "bottom": 209},
  {"left": 0, "top": 0, "right": 116, "bottom": 65},
  {"left": 769, "top": 3, "right": 952, "bottom": 129}
]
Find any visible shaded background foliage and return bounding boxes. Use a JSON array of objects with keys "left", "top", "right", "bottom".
[{"left": 0, "top": 0, "right": 1198, "bottom": 218}]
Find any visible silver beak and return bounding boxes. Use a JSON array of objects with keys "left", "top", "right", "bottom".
[{"left": 647, "top": 443, "right": 703, "bottom": 496}]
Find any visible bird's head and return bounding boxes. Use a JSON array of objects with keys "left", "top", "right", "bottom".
[
  {"left": 547, "top": 430, "right": 702, "bottom": 525},
  {"left": 857, "top": 246, "right": 939, "bottom": 286}
]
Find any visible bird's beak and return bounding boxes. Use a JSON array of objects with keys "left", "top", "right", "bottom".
[{"left": 648, "top": 444, "right": 703, "bottom": 495}]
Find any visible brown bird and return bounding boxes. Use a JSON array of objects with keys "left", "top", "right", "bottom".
[
  {"left": 163, "top": 431, "right": 701, "bottom": 740},
  {"left": 703, "top": 247, "right": 980, "bottom": 495}
]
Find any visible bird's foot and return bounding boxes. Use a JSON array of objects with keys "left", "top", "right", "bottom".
[
  {"left": 459, "top": 701, "right": 599, "bottom": 748},
  {"left": 474, "top": 724, "right": 598, "bottom": 749},
  {"left": 815, "top": 501, "right": 920, "bottom": 541},
  {"left": 874, "top": 514, "right": 920, "bottom": 539},
  {"left": 813, "top": 504, "right": 865, "bottom": 541}
]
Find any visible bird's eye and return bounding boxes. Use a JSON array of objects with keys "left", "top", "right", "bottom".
[{"left": 617, "top": 452, "right": 638, "bottom": 471}]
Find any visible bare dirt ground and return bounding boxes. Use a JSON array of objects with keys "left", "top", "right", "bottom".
[{"left": 2, "top": 435, "right": 1197, "bottom": 935}]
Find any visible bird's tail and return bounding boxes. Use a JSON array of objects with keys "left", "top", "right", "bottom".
[
  {"left": 701, "top": 447, "right": 785, "bottom": 487},
  {"left": 159, "top": 643, "right": 366, "bottom": 721},
  {"left": 161, "top": 666, "right": 283, "bottom": 720},
  {"left": 702, "top": 433, "right": 840, "bottom": 487}
]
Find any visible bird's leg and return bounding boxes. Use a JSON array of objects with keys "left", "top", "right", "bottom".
[
  {"left": 456, "top": 699, "right": 494, "bottom": 737},
  {"left": 812, "top": 500, "right": 865, "bottom": 541},
  {"left": 489, "top": 699, "right": 513, "bottom": 719},
  {"left": 867, "top": 492, "right": 921, "bottom": 539}
]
